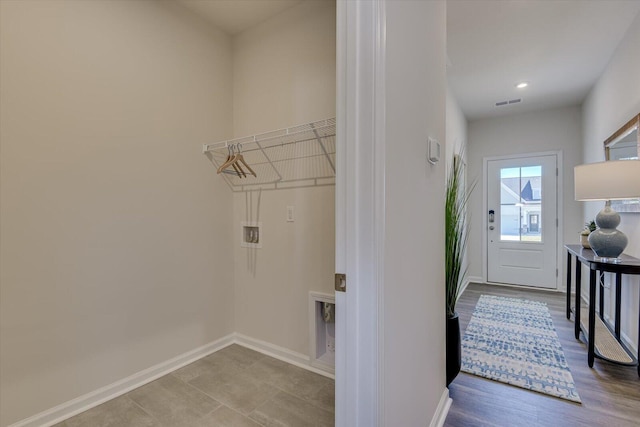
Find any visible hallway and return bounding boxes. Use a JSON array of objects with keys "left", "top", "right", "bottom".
[{"left": 445, "top": 283, "right": 640, "bottom": 426}]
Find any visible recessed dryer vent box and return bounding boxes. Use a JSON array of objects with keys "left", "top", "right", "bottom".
[
  {"left": 309, "top": 292, "right": 335, "bottom": 374},
  {"left": 241, "top": 222, "right": 262, "bottom": 248}
]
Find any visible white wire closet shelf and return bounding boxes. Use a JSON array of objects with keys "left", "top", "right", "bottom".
[{"left": 203, "top": 118, "right": 336, "bottom": 192}]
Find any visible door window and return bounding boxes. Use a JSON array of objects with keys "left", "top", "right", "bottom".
[{"left": 499, "top": 166, "right": 542, "bottom": 242}]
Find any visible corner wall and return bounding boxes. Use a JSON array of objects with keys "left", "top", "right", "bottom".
[
  {"left": 383, "top": 1, "right": 447, "bottom": 423},
  {"left": 581, "top": 12, "right": 640, "bottom": 351},
  {"left": 231, "top": 1, "right": 336, "bottom": 357},
  {"left": 446, "top": 86, "right": 470, "bottom": 297},
  {"left": 0, "top": 2, "right": 234, "bottom": 425},
  {"left": 446, "top": 86, "right": 468, "bottom": 162}
]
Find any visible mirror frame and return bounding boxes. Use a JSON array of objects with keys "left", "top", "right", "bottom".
[
  {"left": 604, "top": 113, "right": 640, "bottom": 213},
  {"left": 604, "top": 113, "right": 639, "bottom": 160}
]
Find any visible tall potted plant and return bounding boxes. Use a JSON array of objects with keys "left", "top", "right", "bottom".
[{"left": 445, "top": 152, "right": 474, "bottom": 386}]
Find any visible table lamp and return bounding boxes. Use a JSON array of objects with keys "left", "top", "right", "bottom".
[{"left": 574, "top": 160, "right": 640, "bottom": 262}]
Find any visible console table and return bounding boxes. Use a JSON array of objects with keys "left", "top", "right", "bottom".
[{"left": 565, "top": 244, "right": 640, "bottom": 374}]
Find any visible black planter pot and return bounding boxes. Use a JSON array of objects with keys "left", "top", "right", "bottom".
[{"left": 446, "top": 313, "right": 461, "bottom": 386}]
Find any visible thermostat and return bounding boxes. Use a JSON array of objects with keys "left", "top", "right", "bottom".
[{"left": 428, "top": 138, "right": 440, "bottom": 164}]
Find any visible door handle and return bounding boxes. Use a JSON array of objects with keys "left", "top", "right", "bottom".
[{"left": 489, "top": 209, "right": 495, "bottom": 223}]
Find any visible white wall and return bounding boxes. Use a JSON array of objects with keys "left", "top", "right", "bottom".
[
  {"left": 446, "top": 86, "right": 470, "bottom": 301},
  {"left": 231, "top": 1, "right": 336, "bottom": 356},
  {"left": 467, "top": 106, "right": 583, "bottom": 283},
  {"left": 581, "top": 12, "right": 640, "bottom": 351},
  {"left": 0, "top": 2, "right": 234, "bottom": 425},
  {"left": 446, "top": 85, "right": 468, "bottom": 162},
  {"left": 383, "top": 1, "right": 447, "bottom": 424},
  {"left": 232, "top": 0, "right": 337, "bottom": 136}
]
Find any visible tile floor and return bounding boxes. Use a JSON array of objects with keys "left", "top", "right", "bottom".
[{"left": 54, "top": 344, "right": 335, "bottom": 427}]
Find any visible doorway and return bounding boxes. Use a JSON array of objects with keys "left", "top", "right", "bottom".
[{"left": 485, "top": 153, "right": 559, "bottom": 289}]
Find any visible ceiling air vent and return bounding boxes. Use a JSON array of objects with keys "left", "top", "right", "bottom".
[{"left": 495, "top": 98, "right": 522, "bottom": 107}]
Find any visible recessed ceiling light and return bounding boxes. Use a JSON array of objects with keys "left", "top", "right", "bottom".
[{"left": 516, "top": 82, "right": 529, "bottom": 89}]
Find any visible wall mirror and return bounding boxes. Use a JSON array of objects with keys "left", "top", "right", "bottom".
[{"left": 604, "top": 113, "right": 640, "bottom": 212}]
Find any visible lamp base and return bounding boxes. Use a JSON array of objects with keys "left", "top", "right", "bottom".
[{"left": 588, "top": 201, "right": 628, "bottom": 259}]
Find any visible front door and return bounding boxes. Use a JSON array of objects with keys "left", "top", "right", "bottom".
[{"left": 486, "top": 154, "right": 558, "bottom": 288}]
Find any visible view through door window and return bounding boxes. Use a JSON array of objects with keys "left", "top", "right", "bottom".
[{"left": 500, "top": 166, "right": 542, "bottom": 242}]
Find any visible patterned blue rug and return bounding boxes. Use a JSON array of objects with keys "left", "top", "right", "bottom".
[{"left": 461, "top": 295, "right": 581, "bottom": 403}]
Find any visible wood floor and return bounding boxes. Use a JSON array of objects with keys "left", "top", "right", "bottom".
[{"left": 445, "top": 283, "right": 640, "bottom": 427}]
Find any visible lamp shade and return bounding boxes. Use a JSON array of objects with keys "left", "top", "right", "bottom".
[{"left": 574, "top": 160, "right": 640, "bottom": 201}]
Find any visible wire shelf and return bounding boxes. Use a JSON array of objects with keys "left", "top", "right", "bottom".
[{"left": 203, "top": 118, "right": 336, "bottom": 192}]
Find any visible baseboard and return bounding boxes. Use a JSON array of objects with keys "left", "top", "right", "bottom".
[
  {"left": 429, "top": 388, "right": 452, "bottom": 427},
  {"left": 602, "top": 313, "right": 639, "bottom": 355},
  {"left": 233, "top": 333, "right": 335, "bottom": 379},
  {"left": 9, "top": 330, "right": 454, "bottom": 427},
  {"left": 468, "top": 276, "right": 566, "bottom": 293},
  {"left": 9, "top": 334, "right": 235, "bottom": 427},
  {"left": 620, "top": 331, "right": 638, "bottom": 355},
  {"left": 460, "top": 276, "right": 482, "bottom": 296},
  {"left": 466, "top": 276, "right": 483, "bottom": 287},
  {"left": 13, "top": 332, "right": 336, "bottom": 427}
]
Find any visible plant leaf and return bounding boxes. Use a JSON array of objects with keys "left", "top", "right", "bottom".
[{"left": 445, "top": 149, "right": 476, "bottom": 318}]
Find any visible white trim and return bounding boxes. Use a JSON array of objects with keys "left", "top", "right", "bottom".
[
  {"left": 9, "top": 334, "right": 235, "bottom": 427},
  {"left": 481, "top": 281, "right": 564, "bottom": 293},
  {"left": 482, "top": 150, "right": 563, "bottom": 289},
  {"left": 429, "top": 389, "right": 452, "bottom": 427},
  {"left": 602, "top": 312, "right": 639, "bottom": 355},
  {"left": 482, "top": 158, "right": 489, "bottom": 282},
  {"left": 308, "top": 292, "right": 336, "bottom": 303},
  {"left": 580, "top": 289, "right": 639, "bottom": 356},
  {"left": 373, "top": 0, "right": 387, "bottom": 424},
  {"left": 458, "top": 277, "right": 472, "bottom": 298},
  {"left": 466, "top": 276, "right": 483, "bottom": 287},
  {"left": 337, "top": 0, "right": 385, "bottom": 426},
  {"left": 556, "top": 151, "right": 564, "bottom": 289},
  {"left": 334, "top": 0, "right": 348, "bottom": 425},
  {"left": 10, "top": 332, "right": 343, "bottom": 427},
  {"left": 620, "top": 330, "right": 639, "bottom": 356},
  {"left": 234, "top": 333, "right": 334, "bottom": 379},
  {"left": 334, "top": 0, "right": 350, "bottom": 426},
  {"left": 462, "top": 275, "right": 481, "bottom": 292}
]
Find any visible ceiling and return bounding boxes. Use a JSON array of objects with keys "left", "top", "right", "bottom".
[
  {"left": 174, "top": 0, "right": 640, "bottom": 122},
  {"left": 176, "top": 0, "right": 302, "bottom": 35},
  {"left": 447, "top": 0, "right": 640, "bottom": 121}
]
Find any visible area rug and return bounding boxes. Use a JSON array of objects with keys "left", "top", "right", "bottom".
[{"left": 461, "top": 295, "right": 581, "bottom": 403}]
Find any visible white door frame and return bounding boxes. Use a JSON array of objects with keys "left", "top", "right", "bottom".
[
  {"left": 335, "top": 1, "right": 385, "bottom": 425},
  {"left": 482, "top": 150, "right": 564, "bottom": 290}
]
